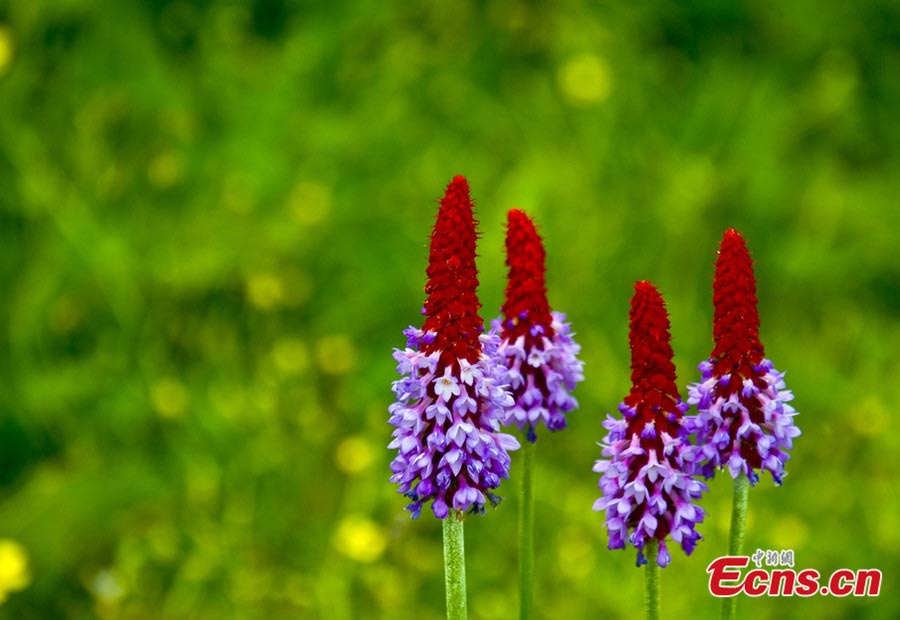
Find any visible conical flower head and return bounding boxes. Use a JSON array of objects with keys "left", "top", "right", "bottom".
[
  {"left": 389, "top": 176, "right": 520, "bottom": 519},
  {"left": 687, "top": 229, "right": 800, "bottom": 485},
  {"left": 422, "top": 177, "right": 483, "bottom": 365},
  {"left": 711, "top": 228, "right": 764, "bottom": 377},
  {"left": 501, "top": 209, "right": 555, "bottom": 339},
  {"left": 594, "top": 282, "right": 707, "bottom": 567},
  {"left": 491, "top": 209, "right": 584, "bottom": 441},
  {"left": 627, "top": 282, "right": 680, "bottom": 404}
]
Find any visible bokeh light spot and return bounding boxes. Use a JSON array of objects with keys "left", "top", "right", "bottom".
[
  {"left": 335, "top": 436, "right": 375, "bottom": 474},
  {"left": 333, "top": 515, "right": 387, "bottom": 563},
  {"left": 272, "top": 338, "right": 310, "bottom": 375},
  {"left": 558, "top": 54, "right": 612, "bottom": 106},
  {"left": 148, "top": 152, "right": 183, "bottom": 189},
  {"left": 289, "top": 181, "right": 331, "bottom": 225},
  {"left": 91, "top": 569, "right": 124, "bottom": 603},
  {"left": 0, "top": 26, "right": 12, "bottom": 77},
  {"left": 151, "top": 378, "right": 190, "bottom": 418},
  {"left": 246, "top": 273, "right": 285, "bottom": 310},
  {"left": 0, "top": 540, "right": 30, "bottom": 603},
  {"left": 316, "top": 335, "right": 357, "bottom": 375}
]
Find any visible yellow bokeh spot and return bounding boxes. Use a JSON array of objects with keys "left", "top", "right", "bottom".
[
  {"left": 316, "top": 335, "right": 357, "bottom": 375},
  {"left": 246, "top": 273, "right": 285, "bottom": 310},
  {"left": 91, "top": 569, "right": 123, "bottom": 603},
  {"left": 151, "top": 378, "right": 190, "bottom": 418},
  {"left": 333, "top": 515, "right": 387, "bottom": 563},
  {"left": 0, "top": 540, "right": 30, "bottom": 604},
  {"left": 148, "top": 152, "right": 183, "bottom": 189},
  {"left": 0, "top": 26, "right": 13, "bottom": 77},
  {"left": 335, "top": 436, "right": 374, "bottom": 474},
  {"left": 289, "top": 181, "right": 331, "bottom": 225},
  {"left": 558, "top": 53, "right": 612, "bottom": 106},
  {"left": 272, "top": 338, "right": 310, "bottom": 375}
]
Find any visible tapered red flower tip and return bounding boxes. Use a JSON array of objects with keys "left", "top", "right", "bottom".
[
  {"left": 449, "top": 174, "right": 469, "bottom": 191},
  {"left": 722, "top": 227, "right": 744, "bottom": 243},
  {"left": 507, "top": 208, "right": 535, "bottom": 233},
  {"left": 435, "top": 175, "right": 475, "bottom": 229},
  {"left": 628, "top": 281, "right": 678, "bottom": 399},
  {"left": 442, "top": 175, "right": 472, "bottom": 208},
  {"left": 633, "top": 280, "right": 662, "bottom": 302},
  {"left": 423, "top": 176, "right": 482, "bottom": 362},
  {"left": 631, "top": 282, "right": 668, "bottom": 333},
  {"left": 502, "top": 208, "right": 552, "bottom": 331},
  {"left": 712, "top": 228, "right": 763, "bottom": 368},
  {"left": 505, "top": 209, "right": 547, "bottom": 292}
]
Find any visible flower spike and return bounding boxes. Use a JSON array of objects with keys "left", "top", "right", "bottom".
[
  {"left": 594, "top": 282, "right": 707, "bottom": 567},
  {"left": 389, "top": 176, "right": 520, "bottom": 519},
  {"left": 491, "top": 209, "right": 584, "bottom": 442},
  {"left": 687, "top": 229, "right": 800, "bottom": 486}
]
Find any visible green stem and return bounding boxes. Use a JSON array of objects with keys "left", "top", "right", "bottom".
[
  {"left": 443, "top": 513, "right": 467, "bottom": 620},
  {"left": 644, "top": 539, "right": 659, "bottom": 620},
  {"left": 519, "top": 439, "right": 535, "bottom": 620},
  {"left": 722, "top": 473, "right": 750, "bottom": 620}
]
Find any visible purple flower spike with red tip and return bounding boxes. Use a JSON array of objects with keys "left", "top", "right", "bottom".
[
  {"left": 594, "top": 282, "right": 707, "bottom": 567},
  {"left": 491, "top": 209, "right": 584, "bottom": 442},
  {"left": 686, "top": 229, "right": 800, "bottom": 486},
  {"left": 388, "top": 176, "right": 520, "bottom": 519}
]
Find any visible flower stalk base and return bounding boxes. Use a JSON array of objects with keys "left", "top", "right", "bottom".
[
  {"left": 644, "top": 539, "right": 660, "bottom": 620},
  {"left": 443, "top": 514, "right": 467, "bottom": 620},
  {"left": 722, "top": 473, "right": 749, "bottom": 620},
  {"left": 518, "top": 440, "right": 534, "bottom": 620}
]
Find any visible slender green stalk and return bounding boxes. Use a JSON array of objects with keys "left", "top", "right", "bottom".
[
  {"left": 722, "top": 473, "right": 750, "bottom": 620},
  {"left": 644, "top": 539, "right": 659, "bottom": 620},
  {"left": 519, "top": 440, "right": 535, "bottom": 620},
  {"left": 443, "top": 513, "right": 467, "bottom": 620}
]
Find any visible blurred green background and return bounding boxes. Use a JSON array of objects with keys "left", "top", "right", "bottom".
[{"left": 0, "top": 0, "right": 897, "bottom": 618}]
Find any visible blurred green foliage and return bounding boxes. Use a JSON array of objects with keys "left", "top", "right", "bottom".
[{"left": 0, "top": 0, "right": 898, "bottom": 618}]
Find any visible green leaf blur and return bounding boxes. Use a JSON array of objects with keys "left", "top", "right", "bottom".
[{"left": 0, "top": 1, "right": 896, "bottom": 618}]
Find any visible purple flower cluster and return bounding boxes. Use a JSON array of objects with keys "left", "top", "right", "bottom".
[
  {"left": 593, "top": 401, "right": 707, "bottom": 567},
  {"left": 491, "top": 312, "right": 584, "bottom": 441},
  {"left": 687, "top": 359, "right": 800, "bottom": 486},
  {"left": 389, "top": 327, "right": 521, "bottom": 519}
]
